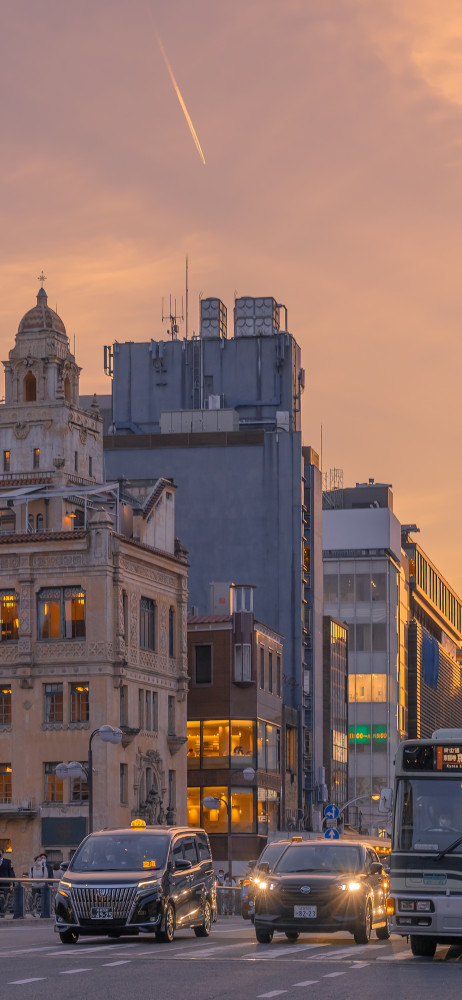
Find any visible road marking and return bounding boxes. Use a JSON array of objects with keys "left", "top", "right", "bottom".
[
  {"left": 102, "top": 960, "right": 132, "bottom": 966},
  {"left": 257, "top": 993, "right": 288, "bottom": 998},
  {"left": 349, "top": 962, "right": 370, "bottom": 968},
  {"left": 53, "top": 946, "right": 112, "bottom": 956},
  {"left": 244, "top": 943, "right": 328, "bottom": 960},
  {"left": 292, "top": 981, "right": 320, "bottom": 987},
  {"left": 376, "top": 951, "right": 412, "bottom": 961},
  {"left": 323, "top": 971, "right": 346, "bottom": 977},
  {"left": 175, "top": 941, "right": 256, "bottom": 959},
  {"left": 9, "top": 979, "right": 47, "bottom": 985},
  {"left": 60, "top": 968, "right": 92, "bottom": 974},
  {"left": 315, "top": 943, "right": 381, "bottom": 960}
]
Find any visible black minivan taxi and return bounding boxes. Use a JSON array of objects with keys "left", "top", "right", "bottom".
[{"left": 55, "top": 820, "right": 216, "bottom": 945}]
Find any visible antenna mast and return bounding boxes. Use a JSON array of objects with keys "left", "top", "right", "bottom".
[{"left": 161, "top": 294, "right": 184, "bottom": 340}]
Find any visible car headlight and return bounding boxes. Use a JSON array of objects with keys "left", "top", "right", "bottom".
[
  {"left": 258, "top": 881, "right": 275, "bottom": 891},
  {"left": 347, "top": 881, "right": 361, "bottom": 891},
  {"left": 137, "top": 878, "right": 160, "bottom": 889},
  {"left": 59, "top": 880, "right": 72, "bottom": 889}
]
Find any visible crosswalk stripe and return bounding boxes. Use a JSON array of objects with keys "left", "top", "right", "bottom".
[
  {"left": 292, "top": 982, "right": 319, "bottom": 988},
  {"left": 243, "top": 943, "right": 328, "bottom": 960},
  {"left": 8, "top": 978, "right": 47, "bottom": 985}
]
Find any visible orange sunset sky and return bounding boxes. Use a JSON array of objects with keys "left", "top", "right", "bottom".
[{"left": 1, "top": 1, "right": 462, "bottom": 592}]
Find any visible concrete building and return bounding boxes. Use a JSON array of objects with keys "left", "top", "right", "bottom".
[
  {"left": 186, "top": 583, "right": 285, "bottom": 867},
  {"left": 323, "top": 481, "right": 408, "bottom": 833},
  {"left": 323, "top": 480, "right": 462, "bottom": 835},
  {"left": 102, "top": 296, "right": 325, "bottom": 828},
  {"left": 0, "top": 287, "right": 189, "bottom": 873},
  {"left": 402, "top": 530, "right": 462, "bottom": 737}
]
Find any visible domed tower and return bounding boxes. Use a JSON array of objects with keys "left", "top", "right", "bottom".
[
  {"left": 4, "top": 287, "right": 80, "bottom": 406},
  {"left": 0, "top": 285, "right": 103, "bottom": 532}
]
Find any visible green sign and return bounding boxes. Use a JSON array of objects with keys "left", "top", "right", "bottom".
[
  {"left": 348, "top": 725, "right": 371, "bottom": 744},
  {"left": 348, "top": 725, "right": 387, "bottom": 747}
]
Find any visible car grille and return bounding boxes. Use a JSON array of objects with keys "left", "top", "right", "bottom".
[
  {"left": 277, "top": 886, "right": 339, "bottom": 906},
  {"left": 70, "top": 886, "right": 137, "bottom": 921}
]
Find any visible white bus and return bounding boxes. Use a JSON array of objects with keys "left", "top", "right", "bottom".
[{"left": 387, "top": 728, "right": 462, "bottom": 956}]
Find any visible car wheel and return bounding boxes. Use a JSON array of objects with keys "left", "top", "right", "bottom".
[
  {"left": 194, "top": 899, "right": 212, "bottom": 938},
  {"left": 410, "top": 935, "right": 437, "bottom": 957},
  {"left": 285, "top": 932, "right": 300, "bottom": 942},
  {"left": 158, "top": 903, "right": 175, "bottom": 943},
  {"left": 376, "top": 919, "right": 390, "bottom": 940},
  {"left": 255, "top": 924, "right": 274, "bottom": 944},
  {"left": 354, "top": 900, "right": 372, "bottom": 944},
  {"left": 241, "top": 902, "right": 250, "bottom": 920},
  {"left": 59, "top": 929, "right": 79, "bottom": 945}
]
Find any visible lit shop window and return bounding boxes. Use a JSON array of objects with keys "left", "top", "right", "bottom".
[
  {"left": 187, "top": 787, "right": 200, "bottom": 827},
  {"left": 231, "top": 720, "right": 254, "bottom": 760},
  {"left": 202, "top": 786, "right": 228, "bottom": 833},
  {"left": 187, "top": 721, "right": 200, "bottom": 767},
  {"left": 202, "top": 721, "right": 229, "bottom": 766}
]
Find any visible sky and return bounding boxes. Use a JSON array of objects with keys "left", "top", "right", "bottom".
[{"left": 1, "top": 0, "right": 462, "bottom": 592}]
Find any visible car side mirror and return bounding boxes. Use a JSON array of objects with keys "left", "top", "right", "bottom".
[
  {"left": 259, "top": 862, "right": 270, "bottom": 873},
  {"left": 175, "top": 858, "right": 192, "bottom": 871},
  {"left": 247, "top": 860, "right": 256, "bottom": 870},
  {"left": 60, "top": 861, "right": 69, "bottom": 872},
  {"left": 370, "top": 862, "right": 382, "bottom": 875}
]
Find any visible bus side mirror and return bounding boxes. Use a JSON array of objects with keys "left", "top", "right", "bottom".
[{"left": 379, "top": 788, "right": 393, "bottom": 813}]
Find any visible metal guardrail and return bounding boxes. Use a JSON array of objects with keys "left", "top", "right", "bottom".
[
  {"left": 0, "top": 880, "right": 244, "bottom": 921},
  {"left": 0, "top": 878, "right": 60, "bottom": 920}
]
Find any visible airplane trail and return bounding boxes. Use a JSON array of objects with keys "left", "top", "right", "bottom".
[{"left": 157, "top": 35, "right": 206, "bottom": 165}]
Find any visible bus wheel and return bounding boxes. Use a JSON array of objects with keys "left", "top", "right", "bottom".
[{"left": 410, "top": 935, "right": 437, "bottom": 957}]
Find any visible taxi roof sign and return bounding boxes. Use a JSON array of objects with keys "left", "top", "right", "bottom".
[{"left": 131, "top": 818, "right": 146, "bottom": 829}]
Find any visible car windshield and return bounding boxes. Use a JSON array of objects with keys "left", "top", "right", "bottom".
[
  {"left": 275, "top": 844, "right": 362, "bottom": 874},
  {"left": 69, "top": 833, "right": 170, "bottom": 873},
  {"left": 394, "top": 777, "right": 462, "bottom": 853},
  {"left": 257, "top": 844, "right": 286, "bottom": 870}
]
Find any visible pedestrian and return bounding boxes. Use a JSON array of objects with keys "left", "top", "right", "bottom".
[
  {"left": 0, "top": 847, "right": 15, "bottom": 917},
  {"left": 29, "top": 853, "right": 49, "bottom": 915},
  {"left": 53, "top": 860, "right": 65, "bottom": 881},
  {"left": 223, "top": 871, "right": 235, "bottom": 915}
]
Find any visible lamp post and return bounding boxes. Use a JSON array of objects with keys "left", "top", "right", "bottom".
[
  {"left": 56, "top": 724, "right": 123, "bottom": 834},
  {"left": 203, "top": 795, "right": 232, "bottom": 885}
]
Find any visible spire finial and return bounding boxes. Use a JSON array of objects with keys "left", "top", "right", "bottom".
[{"left": 37, "top": 270, "right": 47, "bottom": 288}]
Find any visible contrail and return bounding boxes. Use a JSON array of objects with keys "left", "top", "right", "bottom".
[{"left": 157, "top": 35, "right": 206, "bottom": 165}]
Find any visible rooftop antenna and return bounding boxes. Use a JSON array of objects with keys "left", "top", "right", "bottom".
[
  {"left": 162, "top": 294, "right": 184, "bottom": 340},
  {"left": 185, "top": 255, "right": 189, "bottom": 340}
]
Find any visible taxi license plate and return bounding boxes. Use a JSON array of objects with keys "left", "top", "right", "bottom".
[
  {"left": 294, "top": 905, "right": 317, "bottom": 918},
  {"left": 91, "top": 907, "right": 113, "bottom": 919}
]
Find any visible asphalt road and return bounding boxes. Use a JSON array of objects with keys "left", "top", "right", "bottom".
[{"left": 1, "top": 917, "right": 462, "bottom": 1000}]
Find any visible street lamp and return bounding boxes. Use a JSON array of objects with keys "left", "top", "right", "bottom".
[
  {"left": 56, "top": 724, "right": 123, "bottom": 834},
  {"left": 203, "top": 795, "right": 232, "bottom": 884}
]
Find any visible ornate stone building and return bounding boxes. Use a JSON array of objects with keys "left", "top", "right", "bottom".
[{"left": 0, "top": 287, "right": 188, "bottom": 873}]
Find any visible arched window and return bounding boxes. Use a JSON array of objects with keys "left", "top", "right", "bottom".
[
  {"left": 24, "top": 372, "right": 36, "bottom": 402},
  {"left": 36, "top": 513, "right": 44, "bottom": 532},
  {"left": 64, "top": 376, "right": 71, "bottom": 402}
]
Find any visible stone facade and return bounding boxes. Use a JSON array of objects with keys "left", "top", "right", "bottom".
[{"left": 0, "top": 288, "right": 188, "bottom": 874}]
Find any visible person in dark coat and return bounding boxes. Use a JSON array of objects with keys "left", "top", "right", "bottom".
[{"left": 0, "top": 847, "right": 15, "bottom": 916}]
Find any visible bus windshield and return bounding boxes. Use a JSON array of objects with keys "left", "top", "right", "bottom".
[{"left": 394, "top": 777, "right": 462, "bottom": 853}]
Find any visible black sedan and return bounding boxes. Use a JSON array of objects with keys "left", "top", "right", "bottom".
[{"left": 253, "top": 839, "right": 389, "bottom": 945}]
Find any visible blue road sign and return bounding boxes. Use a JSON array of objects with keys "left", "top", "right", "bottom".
[
  {"left": 324, "top": 827, "right": 340, "bottom": 839},
  {"left": 324, "top": 804, "right": 340, "bottom": 820}
]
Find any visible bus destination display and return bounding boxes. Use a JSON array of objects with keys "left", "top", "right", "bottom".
[{"left": 436, "top": 745, "right": 462, "bottom": 771}]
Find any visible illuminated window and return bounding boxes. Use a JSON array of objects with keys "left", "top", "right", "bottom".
[
  {"left": 37, "top": 587, "right": 86, "bottom": 640},
  {"left": 44, "top": 683, "right": 63, "bottom": 723},
  {"left": 202, "top": 721, "right": 229, "bottom": 764},
  {"left": 187, "top": 722, "right": 200, "bottom": 764},
  {"left": 0, "top": 687, "right": 11, "bottom": 725},
  {"left": 187, "top": 786, "right": 200, "bottom": 827},
  {"left": 230, "top": 788, "right": 253, "bottom": 832},
  {"left": 285, "top": 725, "right": 296, "bottom": 772},
  {"left": 0, "top": 592, "right": 19, "bottom": 642},
  {"left": 70, "top": 682, "right": 89, "bottom": 722},
  {"left": 202, "top": 786, "right": 227, "bottom": 832},
  {"left": 231, "top": 720, "right": 254, "bottom": 761},
  {"left": 140, "top": 597, "right": 155, "bottom": 650},
  {"left": 44, "top": 762, "right": 64, "bottom": 803},
  {"left": 0, "top": 763, "right": 12, "bottom": 803},
  {"left": 3, "top": 450, "right": 10, "bottom": 472},
  {"left": 348, "top": 674, "right": 387, "bottom": 702},
  {"left": 194, "top": 645, "right": 212, "bottom": 685},
  {"left": 33, "top": 448, "right": 40, "bottom": 469}
]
